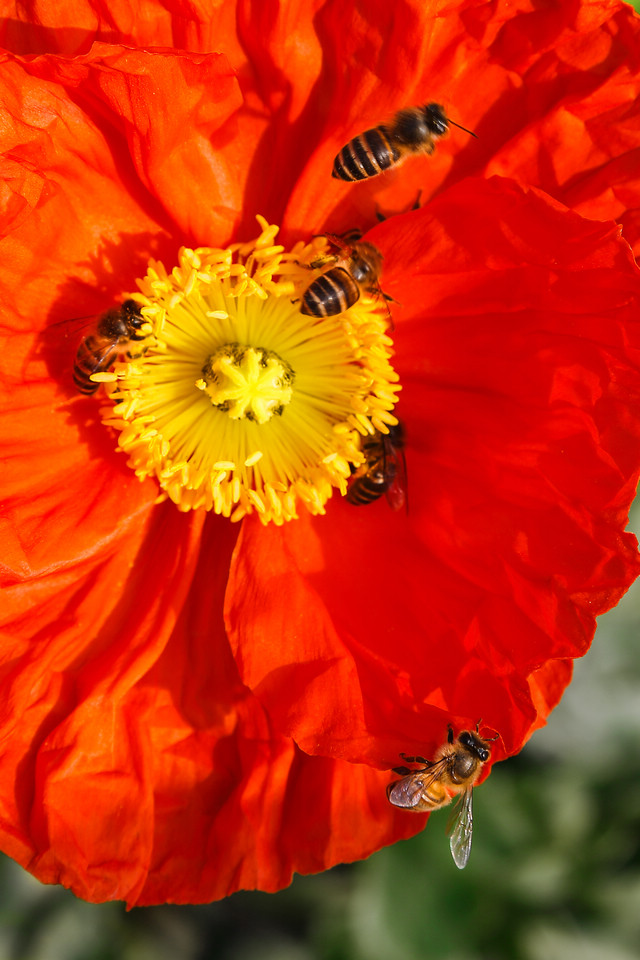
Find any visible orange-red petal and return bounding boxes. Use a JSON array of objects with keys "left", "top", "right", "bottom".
[
  {"left": 1, "top": 0, "right": 640, "bottom": 906},
  {"left": 2, "top": 2, "right": 639, "bottom": 247},
  {"left": 2, "top": 517, "right": 423, "bottom": 905},
  {"left": 226, "top": 178, "right": 640, "bottom": 767}
]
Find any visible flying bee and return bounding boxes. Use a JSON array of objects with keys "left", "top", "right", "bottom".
[
  {"left": 73, "top": 299, "right": 147, "bottom": 395},
  {"left": 332, "top": 103, "right": 476, "bottom": 182},
  {"left": 300, "top": 232, "right": 386, "bottom": 318},
  {"left": 346, "top": 421, "right": 406, "bottom": 510},
  {"left": 387, "top": 723, "right": 498, "bottom": 868}
]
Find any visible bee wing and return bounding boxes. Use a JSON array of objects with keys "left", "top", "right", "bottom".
[
  {"left": 387, "top": 757, "right": 448, "bottom": 810},
  {"left": 34, "top": 313, "right": 99, "bottom": 379},
  {"left": 385, "top": 444, "right": 408, "bottom": 512},
  {"left": 380, "top": 427, "right": 408, "bottom": 512},
  {"left": 47, "top": 313, "right": 98, "bottom": 342},
  {"left": 446, "top": 787, "right": 474, "bottom": 869},
  {"left": 387, "top": 773, "right": 427, "bottom": 808}
]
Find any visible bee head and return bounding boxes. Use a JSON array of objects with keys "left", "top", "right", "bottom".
[
  {"left": 349, "top": 243, "right": 383, "bottom": 284},
  {"left": 120, "top": 299, "right": 145, "bottom": 335},
  {"left": 458, "top": 730, "right": 490, "bottom": 763},
  {"left": 424, "top": 103, "right": 449, "bottom": 137}
]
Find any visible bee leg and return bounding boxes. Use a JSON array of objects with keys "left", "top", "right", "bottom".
[
  {"left": 381, "top": 288, "right": 400, "bottom": 309},
  {"left": 399, "top": 753, "right": 429, "bottom": 765},
  {"left": 377, "top": 288, "right": 397, "bottom": 333},
  {"left": 392, "top": 766, "right": 412, "bottom": 776},
  {"left": 447, "top": 725, "right": 454, "bottom": 744},
  {"left": 309, "top": 255, "right": 338, "bottom": 270}
]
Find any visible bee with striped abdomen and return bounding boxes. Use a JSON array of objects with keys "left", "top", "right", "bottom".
[
  {"left": 73, "top": 299, "right": 147, "bottom": 395},
  {"left": 300, "top": 232, "right": 385, "bottom": 318},
  {"left": 332, "top": 103, "right": 475, "bottom": 182},
  {"left": 346, "top": 421, "right": 406, "bottom": 510},
  {"left": 387, "top": 723, "right": 498, "bottom": 869}
]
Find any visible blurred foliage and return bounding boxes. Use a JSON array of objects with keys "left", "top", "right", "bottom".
[{"left": 2, "top": 493, "right": 639, "bottom": 960}]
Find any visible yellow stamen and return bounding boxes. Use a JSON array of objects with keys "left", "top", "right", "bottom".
[
  {"left": 100, "top": 216, "right": 401, "bottom": 524},
  {"left": 199, "top": 344, "right": 294, "bottom": 424}
]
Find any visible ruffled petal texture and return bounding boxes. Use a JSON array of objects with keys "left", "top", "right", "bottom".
[
  {"left": 0, "top": 41, "right": 423, "bottom": 905},
  {"left": 1, "top": 2, "right": 639, "bottom": 248},
  {"left": 283, "top": 0, "right": 640, "bottom": 252},
  {"left": 226, "top": 177, "right": 640, "bottom": 764},
  {"left": 5, "top": 518, "right": 419, "bottom": 905},
  {"left": 1, "top": 0, "right": 640, "bottom": 908}
]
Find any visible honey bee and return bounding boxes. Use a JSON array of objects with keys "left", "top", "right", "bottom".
[
  {"left": 332, "top": 103, "right": 476, "bottom": 182},
  {"left": 387, "top": 723, "right": 498, "bottom": 868},
  {"left": 346, "top": 421, "right": 406, "bottom": 510},
  {"left": 73, "top": 299, "right": 147, "bottom": 395},
  {"left": 300, "top": 232, "right": 385, "bottom": 318}
]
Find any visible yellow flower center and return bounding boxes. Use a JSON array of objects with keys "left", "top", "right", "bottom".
[
  {"left": 198, "top": 344, "right": 294, "bottom": 423},
  {"left": 98, "top": 216, "right": 401, "bottom": 524}
]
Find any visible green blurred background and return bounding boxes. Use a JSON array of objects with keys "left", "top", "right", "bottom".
[{"left": 1, "top": 506, "right": 639, "bottom": 960}]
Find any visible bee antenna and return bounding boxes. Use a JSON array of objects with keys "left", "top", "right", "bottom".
[{"left": 447, "top": 117, "right": 478, "bottom": 139}]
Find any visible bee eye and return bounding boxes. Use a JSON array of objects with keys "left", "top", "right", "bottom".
[{"left": 351, "top": 260, "right": 371, "bottom": 282}]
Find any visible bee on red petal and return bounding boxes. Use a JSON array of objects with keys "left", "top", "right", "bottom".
[
  {"left": 387, "top": 722, "right": 498, "bottom": 868},
  {"left": 332, "top": 103, "right": 475, "bottom": 182}
]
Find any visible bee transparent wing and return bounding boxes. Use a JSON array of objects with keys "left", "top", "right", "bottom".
[
  {"left": 47, "top": 312, "right": 98, "bottom": 345},
  {"left": 387, "top": 773, "right": 427, "bottom": 808},
  {"left": 36, "top": 313, "right": 100, "bottom": 386},
  {"left": 385, "top": 445, "right": 408, "bottom": 512},
  {"left": 387, "top": 758, "right": 447, "bottom": 810},
  {"left": 446, "top": 787, "right": 474, "bottom": 869}
]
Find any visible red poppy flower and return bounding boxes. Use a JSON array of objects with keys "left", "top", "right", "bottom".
[{"left": 1, "top": 0, "right": 640, "bottom": 906}]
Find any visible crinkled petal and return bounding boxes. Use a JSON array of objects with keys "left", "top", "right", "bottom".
[
  {"left": 3, "top": 2, "right": 639, "bottom": 245},
  {"left": 1, "top": 45, "right": 244, "bottom": 246},
  {"left": 1, "top": 0, "right": 640, "bottom": 908},
  {"left": 285, "top": 0, "right": 640, "bottom": 251},
  {"left": 0, "top": 0, "right": 241, "bottom": 54},
  {"left": 226, "top": 177, "right": 640, "bottom": 765},
  {"left": 2, "top": 518, "right": 423, "bottom": 905}
]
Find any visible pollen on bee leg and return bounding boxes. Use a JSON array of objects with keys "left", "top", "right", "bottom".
[{"left": 98, "top": 217, "right": 402, "bottom": 523}]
